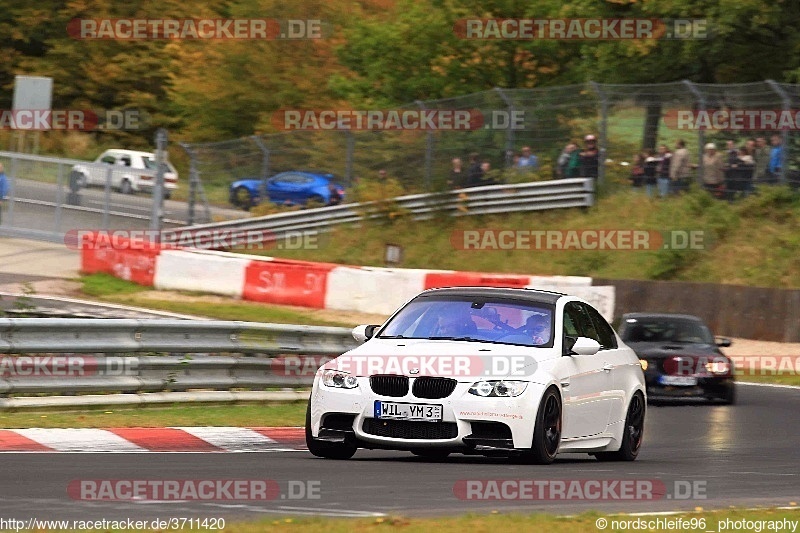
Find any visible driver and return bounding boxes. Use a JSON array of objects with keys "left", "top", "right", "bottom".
[
  {"left": 524, "top": 314, "right": 551, "bottom": 345},
  {"left": 433, "top": 307, "right": 473, "bottom": 337}
]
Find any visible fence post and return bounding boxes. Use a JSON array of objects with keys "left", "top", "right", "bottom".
[
  {"left": 766, "top": 79, "right": 790, "bottom": 184},
  {"left": 682, "top": 80, "right": 705, "bottom": 186},
  {"left": 344, "top": 131, "right": 355, "bottom": 186},
  {"left": 252, "top": 135, "right": 271, "bottom": 204},
  {"left": 589, "top": 81, "right": 608, "bottom": 186},
  {"left": 150, "top": 128, "right": 167, "bottom": 233},
  {"left": 494, "top": 87, "right": 516, "bottom": 169},
  {"left": 7, "top": 155, "right": 17, "bottom": 227},
  {"left": 103, "top": 164, "right": 112, "bottom": 229},
  {"left": 54, "top": 163, "right": 64, "bottom": 233},
  {"left": 416, "top": 100, "right": 433, "bottom": 190},
  {"left": 179, "top": 142, "right": 199, "bottom": 226}
]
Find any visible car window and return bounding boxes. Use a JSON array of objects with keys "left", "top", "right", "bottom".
[
  {"left": 100, "top": 155, "right": 116, "bottom": 164},
  {"left": 563, "top": 302, "right": 601, "bottom": 347},
  {"left": 379, "top": 296, "right": 555, "bottom": 348},
  {"left": 585, "top": 305, "right": 618, "bottom": 349}
]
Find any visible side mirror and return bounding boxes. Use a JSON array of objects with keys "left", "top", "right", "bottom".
[
  {"left": 352, "top": 324, "right": 379, "bottom": 344},
  {"left": 569, "top": 337, "right": 601, "bottom": 356},
  {"left": 715, "top": 336, "right": 732, "bottom": 347}
]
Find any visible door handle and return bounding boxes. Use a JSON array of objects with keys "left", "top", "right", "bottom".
[
  {"left": 560, "top": 379, "right": 570, "bottom": 388},
  {"left": 602, "top": 363, "right": 613, "bottom": 372}
]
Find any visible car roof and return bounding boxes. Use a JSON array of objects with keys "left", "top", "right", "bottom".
[
  {"left": 103, "top": 149, "right": 155, "bottom": 157},
  {"left": 622, "top": 312, "right": 703, "bottom": 322},
  {"left": 418, "top": 286, "right": 566, "bottom": 305}
]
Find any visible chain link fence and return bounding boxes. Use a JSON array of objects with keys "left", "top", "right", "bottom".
[{"left": 180, "top": 80, "right": 800, "bottom": 212}]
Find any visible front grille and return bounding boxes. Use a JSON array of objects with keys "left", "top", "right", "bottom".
[
  {"left": 363, "top": 418, "right": 458, "bottom": 440},
  {"left": 469, "top": 421, "right": 513, "bottom": 440},
  {"left": 321, "top": 413, "right": 356, "bottom": 431},
  {"left": 369, "top": 375, "right": 409, "bottom": 397},
  {"left": 412, "top": 377, "right": 457, "bottom": 399}
]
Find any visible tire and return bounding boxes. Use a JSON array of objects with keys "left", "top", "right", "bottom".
[
  {"left": 411, "top": 449, "right": 451, "bottom": 459},
  {"left": 305, "top": 401, "right": 357, "bottom": 460},
  {"left": 594, "top": 391, "right": 645, "bottom": 462},
  {"left": 307, "top": 194, "right": 325, "bottom": 207},
  {"left": 720, "top": 384, "right": 736, "bottom": 405},
  {"left": 119, "top": 179, "right": 133, "bottom": 195},
  {"left": 232, "top": 186, "right": 253, "bottom": 210},
  {"left": 163, "top": 190, "right": 172, "bottom": 200},
  {"left": 517, "top": 386, "right": 561, "bottom": 464}
]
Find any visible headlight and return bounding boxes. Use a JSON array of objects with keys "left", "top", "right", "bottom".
[
  {"left": 639, "top": 359, "right": 648, "bottom": 371},
  {"left": 322, "top": 369, "right": 359, "bottom": 389},
  {"left": 705, "top": 360, "right": 730, "bottom": 375},
  {"left": 468, "top": 380, "right": 527, "bottom": 397}
]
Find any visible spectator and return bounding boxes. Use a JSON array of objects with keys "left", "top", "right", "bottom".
[
  {"left": 557, "top": 143, "right": 579, "bottom": 178},
  {"left": 466, "top": 152, "right": 483, "bottom": 187},
  {"left": 753, "top": 136, "right": 770, "bottom": 185},
  {"left": 670, "top": 139, "right": 691, "bottom": 194},
  {"left": 699, "top": 143, "right": 725, "bottom": 197},
  {"left": 725, "top": 140, "right": 739, "bottom": 168},
  {"left": 655, "top": 144, "right": 672, "bottom": 198},
  {"left": 516, "top": 146, "right": 538, "bottom": 171},
  {"left": 643, "top": 149, "right": 658, "bottom": 198},
  {"left": 378, "top": 169, "right": 387, "bottom": 181},
  {"left": 768, "top": 134, "right": 783, "bottom": 183},
  {"left": 726, "top": 146, "right": 754, "bottom": 200},
  {"left": 448, "top": 157, "right": 464, "bottom": 188},
  {"left": 480, "top": 160, "right": 499, "bottom": 185},
  {"left": 327, "top": 182, "right": 343, "bottom": 205},
  {"left": 0, "top": 163, "right": 7, "bottom": 224},
  {"left": 629, "top": 153, "right": 645, "bottom": 189},
  {"left": 745, "top": 138, "right": 756, "bottom": 157},
  {"left": 579, "top": 134, "right": 599, "bottom": 179}
]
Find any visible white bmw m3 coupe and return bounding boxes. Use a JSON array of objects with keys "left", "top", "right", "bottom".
[{"left": 306, "top": 287, "right": 646, "bottom": 464}]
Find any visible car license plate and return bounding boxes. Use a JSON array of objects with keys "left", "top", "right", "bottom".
[
  {"left": 374, "top": 401, "right": 442, "bottom": 422},
  {"left": 659, "top": 375, "right": 698, "bottom": 386}
]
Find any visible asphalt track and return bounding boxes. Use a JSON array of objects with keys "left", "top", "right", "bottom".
[{"left": 0, "top": 384, "right": 798, "bottom": 521}]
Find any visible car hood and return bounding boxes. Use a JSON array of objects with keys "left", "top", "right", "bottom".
[
  {"left": 323, "top": 338, "right": 553, "bottom": 380},
  {"left": 626, "top": 341, "right": 723, "bottom": 359}
]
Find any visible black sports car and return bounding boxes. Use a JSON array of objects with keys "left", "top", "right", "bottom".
[{"left": 618, "top": 313, "right": 735, "bottom": 404}]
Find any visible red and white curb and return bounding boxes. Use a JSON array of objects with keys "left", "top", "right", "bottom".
[{"left": 0, "top": 427, "right": 305, "bottom": 453}]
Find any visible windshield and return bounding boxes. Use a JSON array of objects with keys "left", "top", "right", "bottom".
[
  {"left": 142, "top": 156, "right": 176, "bottom": 173},
  {"left": 621, "top": 317, "right": 714, "bottom": 344},
  {"left": 378, "top": 296, "right": 555, "bottom": 347}
]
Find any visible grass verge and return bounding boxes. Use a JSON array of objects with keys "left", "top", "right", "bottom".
[
  {"left": 0, "top": 402, "right": 307, "bottom": 429},
  {"left": 28, "top": 508, "right": 800, "bottom": 532},
  {"left": 77, "top": 273, "right": 354, "bottom": 327}
]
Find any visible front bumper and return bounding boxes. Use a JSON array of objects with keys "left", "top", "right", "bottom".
[
  {"left": 645, "top": 374, "right": 734, "bottom": 400},
  {"left": 309, "top": 378, "right": 549, "bottom": 451}
]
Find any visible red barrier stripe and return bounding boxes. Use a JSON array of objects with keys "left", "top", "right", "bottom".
[
  {"left": 108, "top": 428, "right": 222, "bottom": 452},
  {"left": 251, "top": 427, "right": 305, "bottom": 447},
  {"left": 424, "top": 272, "right": 532, "bottom": 289},
  {"left": 0, "top": 430, "right": 53, "bottom": 452}
]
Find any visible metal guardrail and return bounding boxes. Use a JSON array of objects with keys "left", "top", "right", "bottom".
[
  {"left": 0, "top": 318, "right": 356, "bottom": 355},
  {"left": 176, "top": 178, "right": 595, "bottom": 244},
  {"left": 0, "top": 319, "right": 357, "bottom": 397}
]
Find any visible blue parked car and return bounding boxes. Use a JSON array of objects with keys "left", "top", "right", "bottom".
[{"left": 229, "top": 171, "right": 345, "bottom": 210}]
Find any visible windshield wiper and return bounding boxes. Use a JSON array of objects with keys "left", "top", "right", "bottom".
[
  {"left": 377, "top": 335, "right": 407, "bottom": 339},
  {"left": 428, "top": 336, "right": 480, "bottom": 342}
]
